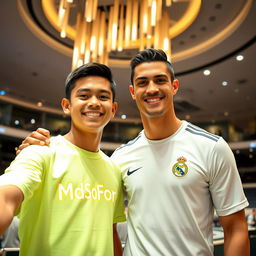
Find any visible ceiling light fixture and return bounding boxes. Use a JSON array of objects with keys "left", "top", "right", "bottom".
[
  {"left": 236, "top": 55, "right": 244, "bottom": 61},
  {"left": 31, "top": 118, "right": 36, "bottom": 124},
  {"left": 0, "top": 90, "right": 6, "bottom": 95},
  {"left": 41, "top": 0, "right": 201, "bottom": 69},
  {"left": 203, "top": 69, "right": 211, "bottom": 76},
  {"left": 250, "top": 142, "right": 256, "bottom": 148},
  {"left": 0, "top": 128, "right": 6, "bottom": 134},
  {"left": 222, "top": 81, "right": 228, "bottom": 86}
]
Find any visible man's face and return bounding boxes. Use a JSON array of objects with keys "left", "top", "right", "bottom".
[
  {"left": 62, "top": 76, "right": 117, "bottom": 134},
  {"left": 129, "top": 61, "right": 179, "bottom": 119}
]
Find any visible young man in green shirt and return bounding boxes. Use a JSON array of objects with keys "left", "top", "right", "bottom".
[{"left": 0, "top": 63, "right": 126, "bottom": 256}]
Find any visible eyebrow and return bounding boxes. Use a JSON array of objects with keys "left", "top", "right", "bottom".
[
  {"left": 135, "top": 74, "right": 168, "bottom": 82},
  {"left": 76, "top": 88, "right": 111, "bottom": 95}
]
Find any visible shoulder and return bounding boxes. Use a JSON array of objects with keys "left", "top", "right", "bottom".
[
  {"left": 211, "top": 137, "right": 235, "bottom": 161},
  {"left": 112, "top": 131, "right": 144, "bottom": 156},
  {"left": 99, "top": 151, "right": 122, "bottom": 179},
  {"left": 184, "top": 122, "right": 234, "bottom": 155},
  {"left": 184, "top": 122, "right": 221, "bottom": 144},
  {"left": 15, "top": 135, "right": 62, "bottom": 161}
]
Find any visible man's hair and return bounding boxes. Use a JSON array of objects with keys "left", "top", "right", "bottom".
[
  {"left": 65, "top": 62, "right": 116, "bottom": 101},
  {"left": 130, "top": 48, "right": 175, "bottom": 84}
]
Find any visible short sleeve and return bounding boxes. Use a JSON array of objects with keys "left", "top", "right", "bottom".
[
  {"left": 0, "top": 145, "right": 47, "bottom": 200},
  {"left": 209, "top": 138, "right": 248, "bottom": 216},
  {"left": 112, "top": 166, "right": 126, "bottom": 224}
]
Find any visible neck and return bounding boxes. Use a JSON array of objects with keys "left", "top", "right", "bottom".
[
  {"left": 64, "top": 127, "right": 102, "bottom": 152},
  {"left": 141, "top": 114, "right": 182, "bottom": 140}
]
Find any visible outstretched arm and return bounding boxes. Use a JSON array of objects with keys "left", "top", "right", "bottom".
[
  {"left": 0, "top": 185, "right": 24, "bottom": 235},
  {"left": 16, "top": 128, "right": 51, "bottom": 155},
  {"left": 219, "top": 209, "right": 249, "bottom": 256}
]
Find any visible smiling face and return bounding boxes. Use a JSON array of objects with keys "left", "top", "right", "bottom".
[
  {"left": 62, "top": 76, "right": 117, "bottom": 134},
  {"left": 130, "top": 61, "right": 179, "bottom": 120}
]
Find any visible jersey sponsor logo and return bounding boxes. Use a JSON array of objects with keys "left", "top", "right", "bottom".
[
  {"left": 58, "top": 183, "right": 116, "bottom": 202},
  {"left": 127, "top": 167, "right": 142, "bottom": 176},
  {"left": 172, "top": 156, "right": 188, "bottom": 177}
]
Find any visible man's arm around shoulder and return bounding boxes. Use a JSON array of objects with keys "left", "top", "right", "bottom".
[
  {"left": 0, "top": 185, "right": 24, "bottom": 235},
  {"left": 219, "top": 209, "right": 250, "bottom": 256}
]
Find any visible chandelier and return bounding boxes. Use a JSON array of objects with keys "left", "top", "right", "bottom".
[{"left": 41, "top": 0, "right": 201, "bottom": 69}]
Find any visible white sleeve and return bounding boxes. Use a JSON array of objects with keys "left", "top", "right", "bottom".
[{"left": 208, "top": 138, "right": 248, "bottom": 216}]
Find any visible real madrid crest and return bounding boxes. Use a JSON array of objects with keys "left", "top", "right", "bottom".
[{"left": 172, "top": 156, "right": 188, "bottom": 177}]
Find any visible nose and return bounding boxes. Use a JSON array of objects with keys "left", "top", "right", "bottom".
[
  {"left": 146, "top": 80, "right": 159, "bottom": 94},
  {"left": 87, "top": 96, "right": 100, "bottom": 108}
]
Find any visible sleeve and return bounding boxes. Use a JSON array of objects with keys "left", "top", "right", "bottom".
[
  {"left": 0, "top": 145, "right": 48, "bottom": 200},
  {"left": 113, "top": 166, "right": 126, "bottom": 224},
  {"left": 209, "top": 138, "right": 249, "bottom": 216}
]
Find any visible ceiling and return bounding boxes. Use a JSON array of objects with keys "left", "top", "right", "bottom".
[{"left": 0, "top": 0, "right": 255, "bottom": 130}]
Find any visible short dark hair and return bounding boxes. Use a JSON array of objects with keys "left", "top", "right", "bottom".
[
  {"left": 65, "top": 62, "right": 116, "bottom": 101},
  {"left": 130, "top": 48, "right": 175, "bottom": 84}
]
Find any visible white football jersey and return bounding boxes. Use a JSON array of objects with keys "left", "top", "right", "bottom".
[{"left": 111, "top": 121, "right": 248, "bottom": 256}]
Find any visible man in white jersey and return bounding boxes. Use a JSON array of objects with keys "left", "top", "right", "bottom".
[{"left": 16, "top": 49, "right": 249, "bottom": 255}]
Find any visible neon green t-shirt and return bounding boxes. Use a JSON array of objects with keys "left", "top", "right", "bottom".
[{"left": 1, "top": 135, "right": 126, "bottom": 256}]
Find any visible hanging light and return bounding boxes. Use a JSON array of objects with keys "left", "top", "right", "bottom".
[
  {"left": 57, "top": 0, "right": 177, "bottom": 69},
  {"left": 41, "top": 0, "right": 201, "bottom": 69}
]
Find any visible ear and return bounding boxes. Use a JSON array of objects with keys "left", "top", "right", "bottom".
[
  {"left": 129, "top": 85, "right": 136, "bottom": 100},
  {"left": 172, "top": 79, "right": 179, "bottom": 95},
  {"left": 61, "top": 98, "right": 71, "bottom": 116},
  {"left": 111, "top": 102, "right": 118, "bottom": 118}
]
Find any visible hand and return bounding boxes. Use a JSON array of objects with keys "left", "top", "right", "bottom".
[{"left": 15, "top": 128, "right": 51, "bottom": 155}]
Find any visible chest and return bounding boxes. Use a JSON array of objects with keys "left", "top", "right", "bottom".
[
  {"left": 40, "top": 154, "right": 119, "bottom": 204},
  {"left": 121, "top": 143, "right": 210, "bottom": 197}
]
